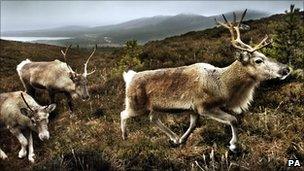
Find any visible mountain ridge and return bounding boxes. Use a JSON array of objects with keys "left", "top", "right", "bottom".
[{"left": 1, "top": 10, "right": 269, "bottom": 45}]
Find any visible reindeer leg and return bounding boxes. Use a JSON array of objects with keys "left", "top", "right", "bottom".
[
  {"left": 179, "top": 113, "right": 198, "bottom": 144},
  {"left": 120, "top": 110, "right": 129, "bottom": 140},
  {"left": 27, "top": 131, "right": 35, "bottom": 163},
  {"left": 199, "top": 108, "right": 239, "bottom": 152},
  {"left": 0, "top": 148, "right": 7, "bottom": 159},
  {"left": 149, "top": 112, "right": 179, "bottom": 144},
  {"left": 64, "top": 92, "right": 74, "bottom": 117},
  {"left": 121, "top": 109, "right": 146, "bottom": 140},
  {"left": 9, "top": 128, "right": 28, "bottom": 158}
]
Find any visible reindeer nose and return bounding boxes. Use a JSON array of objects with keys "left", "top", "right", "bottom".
[
  {"left": 279, "top": 67, "right": 290, "bottom": 76},
  {"left": 39, "top": 132, "right": 50, "bottom": 141}
]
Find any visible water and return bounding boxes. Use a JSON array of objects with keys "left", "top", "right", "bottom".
[{"left": 0, "top": 36, "right": 71, "bottom": 42}]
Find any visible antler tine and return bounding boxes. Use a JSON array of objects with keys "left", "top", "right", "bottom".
[
  {"left": 61, "top": 44, "right": 72, "bottom": 57},
  {"left": 238, "top": 9, "right": 247, "bottom": 27},
  {"left": 84, "top": 47, "right": 96, "bottom": 76},
  {"left": 252, "top": 35, "right": 272, "bottom": 51},
  {"left": 215, "top": 18, "right": 229, "bottom": 28},
  {"left": 233, "top": 26, "right": 254, "bottom": 50},
  {"left": 216, "top": 9, "right": 255, "bottom": 52},
  {"left": 21, "top": 93, "right": 34, "bottom": 112},
  {"left": 60, "top": 45, "right": 74, "bottom": 72},
  {"left": 86, "top": 69, "right": 96, "bottom": 76},
  {"left": 222, "top": 14, "right": 232, "bottom": 27},
  {"left": 233, "top": 12, "right": 237, "bottom": 25}
]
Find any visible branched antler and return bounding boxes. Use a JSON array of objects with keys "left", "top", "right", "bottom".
[
  {"left": 61, "top": 45, "right": 74, "bottom": 72},
  {"left": 215, "top": 9, "right": 272, "bottom": 53},
  {"left": 83, "top": 48, "right": 96, "bottom": 77}
]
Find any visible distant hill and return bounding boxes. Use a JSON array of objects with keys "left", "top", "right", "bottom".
[
  {"left": 1, "top": 11, "right": 304, "bottom": 171},
  {"left": 1, "top": 10, "right": 269, "bottom": 46}
]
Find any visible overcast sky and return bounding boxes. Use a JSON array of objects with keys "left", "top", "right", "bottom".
[{"left": 1, "top": 1, "right": 303, "bottom": 32}]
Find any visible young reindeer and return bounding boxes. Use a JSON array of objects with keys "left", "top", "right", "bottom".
[
  {"left": 16, "top": 46, "right": 96, "bottom": 114},
  {"left": 120, "top": 10, "right": 291, "bottom": 152},
  {"left": 0, "top": 91, "right": 56, "bottom": 163}
]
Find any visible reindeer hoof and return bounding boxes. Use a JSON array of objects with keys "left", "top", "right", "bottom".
[
  {"left": 0, "top": 153, "right": 7, "bottom": 160},
  {"left": 29, "top": 157, "right": 35, "bottom": 163},
  {"left": 28, "top": 154, "right": 35, "bottom": 163},
  {"left": 178, "top": 138, "right": 187, "bottom": 144},
  {"left": 229, "top": 144, "right": 242, "bottom": 155},
  {"left": 18, "top": 150, "right": 27, "bottom": 159},
  {"left": 122, "top": 135, "right": 128, "bottom": 140},
  {"left": 168, "top": 137, "right": 180, "bottom": 147},
  {"left": 229, "top": 144, "right": 237, "bottom": 152},
  {"left": 168, "top": 140, "right": 180, "bottom": 147}
]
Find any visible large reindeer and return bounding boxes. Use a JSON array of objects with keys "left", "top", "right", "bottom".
[
  {"left": 120, "top": 10, "right": 291, "bottom": 152},
  {"left": 16, "top": 46, "right": 96, "bottom": 114},
  {"left": 0, "top": 91, "right": 56, "bottom": 163}
]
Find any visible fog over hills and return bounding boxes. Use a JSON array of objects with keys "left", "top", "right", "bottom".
[{"left": 1, "top": 10, "right": 269, "bottom": 46}]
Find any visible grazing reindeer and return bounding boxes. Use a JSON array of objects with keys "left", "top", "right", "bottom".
[
  {"left": 0, "top": 91, "right": 56, "bottom": 163},
  {"left": 120, "top": 10, "right": 291, "bottom": 152},
  {"left": 16, "top": 46, "right": 96, "bottom": 114}
]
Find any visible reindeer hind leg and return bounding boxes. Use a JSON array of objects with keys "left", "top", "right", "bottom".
[
  {"left": 179, "top": 113, "right": 198, "bottom": 144},
  {"left": 149, "top": 112, "right": 180, "bottom": 144},
  {"left": 121, "top": 108, "right": 147, "bottom": 140},
  {"left": 0, "top": 148, "right": 7, "bottom": 159}
]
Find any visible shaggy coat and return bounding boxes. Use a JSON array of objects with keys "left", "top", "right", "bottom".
[
  {"left": 121, "top": 52, "right": 290, "bottom": 152},
  {"left": 0, "top": 91, "right": 55, "bottom": 163},
  {"left": 16, "top": 58, "right": 91, "bottom": 114}
]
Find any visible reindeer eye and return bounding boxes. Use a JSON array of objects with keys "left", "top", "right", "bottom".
[{"left": 255, "top": 59, "right": 263, "bottom": 64}]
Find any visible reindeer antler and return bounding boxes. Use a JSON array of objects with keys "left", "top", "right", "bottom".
[
  {"left": 21, "top": 93, "right": 34, "bottom": 112},
  {"left": 215, "top": 9, "right": 272, "bottom": 53},
  {"left": 61, "top": 45, "right": 74, "bottom": 72},
  {"left": 83, "top": 48, "right": 96, "bottom": 77}
]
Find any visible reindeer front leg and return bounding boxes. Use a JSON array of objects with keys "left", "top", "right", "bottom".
[
  {"left": 0, "top": 148, "right": 7, "bottom": 159},
  {"left": 27, "top": 131, "right": 35, "bottom": 163},
  {"left": 9, "top": 128, "right": 28, "bottom": 158},
  {"left": 199, "top": 107, "right": 239, "bottom": 152},
  {"left": 22, "top": 129, "right": 35, "bottom": 163},
  {"left": 64, "top": 92, "right": 74, "bottom": 117}
]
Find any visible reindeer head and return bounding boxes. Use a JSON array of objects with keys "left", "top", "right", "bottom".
[
  {"left": 216, "top": 9, "right": 291, "bottom": 81},
  {"left": 20, "top": 93, "right": 56, "bottom": 141},
  {"left": 61, "top": 46, "right": 96, "bottom": 100}
]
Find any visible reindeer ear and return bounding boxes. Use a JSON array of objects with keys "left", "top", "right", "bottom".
[
  {"left": 235, "top": 51, "right": 250, "bottom": 64},
  {"left": 20, "top": 108, "right": 32, "bottom": 117},
  {"left": 44, "top": 104, "right": 56, "bottom": 113}
]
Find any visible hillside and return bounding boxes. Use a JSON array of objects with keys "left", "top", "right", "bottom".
[
  {"left": 0, "top": 12, "right": 303, "bottom": 170},
  {"left": 2, "top": 10, "right": 268, "bottom": 45}
]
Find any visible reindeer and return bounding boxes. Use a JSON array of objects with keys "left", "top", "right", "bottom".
[
  {"left": 0, "top": 91, "right": 56, "bottom": 163},
  {"left": 16, "top": 46, "right": 96, "bottom": 114},
  {"left": 120, "top": 10, "right": 291, "bottom": 152}
]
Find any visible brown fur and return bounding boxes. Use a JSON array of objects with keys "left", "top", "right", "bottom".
[
  {"left": 17, "top": 59, "right": 90, "bottom": 113},
  {"left": 0, "top": 91, "right": 55, "bottom": 162},
  {"left": 0, "top": 91, "right": 36, "bottom": 129},
  {"left": 121, "top": 57, "right": 290, "bottom": 148},
  {"left": 18, "top": 60, "right": 74, "bottom": 92}
]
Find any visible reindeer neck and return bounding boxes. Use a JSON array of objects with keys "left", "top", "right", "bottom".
[{"left": 220, "top": 61, "right": 258, "bottom": 97}]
